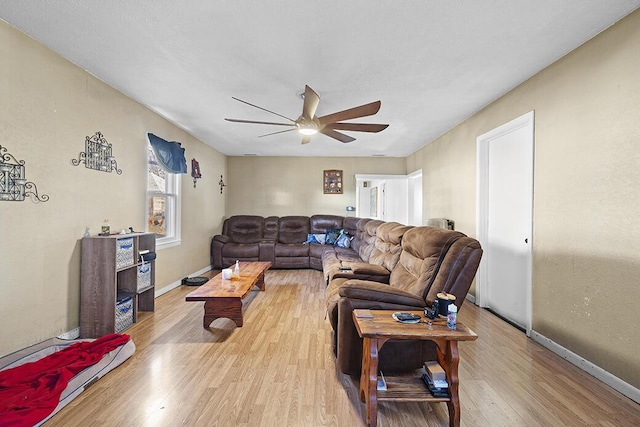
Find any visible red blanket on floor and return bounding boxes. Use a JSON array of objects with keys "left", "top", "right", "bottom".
[{"left": 0, "top": 333, "right": 130, "bottom": 427}]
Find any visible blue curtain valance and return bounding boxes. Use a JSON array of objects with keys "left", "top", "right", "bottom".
[{"left": 147, "top": 133, "right": 187, "bottom": 174}]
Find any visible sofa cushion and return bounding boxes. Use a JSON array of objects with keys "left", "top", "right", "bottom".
[
  {"left": 278, "top": 216, "right": 310, "bottom": 244},
  {"left": 358, "top": 220, "right": 383, "bottom": 262},
  {"left": 350, "top": 218, "right": 370, "bottom": 255},
  {"left": 342, "top": 216, "right": 360, "bottom": 237},
  {"left": 224, "top": 215, "right": 265, "bottom": 243},
  {"left": 333, "top": 246, "right": 360, "bottom": 260},
  {"left": 274, "top": 243, "right": 309, "bottom": 257},
  {"left": 221, "top": 242, "right": 260, "bottom": 258},
  {"left": 389, "top": 226, "right": 464, "bottom": 299},
  {"left": 368, "top": 222, "right": 412, "bottom": 271},
  {"left": 263, "top": 216, "right": 279, "bottom": 240},
  {"left": 310, "top": 215, "right": 343, "bottom": 234}
]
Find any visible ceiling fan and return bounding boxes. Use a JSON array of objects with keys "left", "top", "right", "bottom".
[{"left": 225, "top": 85, "right": 389, "bottom": 144}]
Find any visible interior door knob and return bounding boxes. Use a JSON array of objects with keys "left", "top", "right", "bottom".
[{"left": 525, "top": 238, "right": 528, "bottom": 243}]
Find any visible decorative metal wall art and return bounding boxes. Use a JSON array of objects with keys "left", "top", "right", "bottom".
[
  {"left": 71, "top": 131, "right": 122, "bottom": 174},
  {"left": 323, "top": 169, "right": 343, "bottom": 194},
  {"left": 0, "top": 145, "right": 49, "bottom": 202},
  {"left": 218, "top": 175, "right": 226, "bottom": 194}
]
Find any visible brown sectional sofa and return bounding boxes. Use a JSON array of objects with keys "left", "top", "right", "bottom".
[
  {"left": 211, "top": 214, "right": 359, "bottom": 270},
  {"left": 211, "top": 214, "right": 483, "bottom": 375}
]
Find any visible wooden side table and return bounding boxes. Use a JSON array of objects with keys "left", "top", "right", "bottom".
[{"left": 352, "top": 310, "right": 478, "bottom": 427}]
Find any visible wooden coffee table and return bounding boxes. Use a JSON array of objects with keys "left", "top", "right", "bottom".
[
  {"left": 185, "top": 261, "right": 271, "bottom": 327},
  {"left": 352, "top": 309, "right": 477, "bottom": 427}
]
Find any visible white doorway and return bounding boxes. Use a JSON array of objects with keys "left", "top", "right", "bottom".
[
  {"left": 476, "top": 111, "right": 534, "bottom": 334},
  {"left": 355, "top": 174, "right": 412, "bottom": 223}
]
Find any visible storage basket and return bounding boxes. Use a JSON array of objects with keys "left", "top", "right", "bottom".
[
  {"left": 115, "top": 237, "right": 134, "bottom": 269},
  {"left": 137, "top": 262, "right": 151, "bottom": 292},
  {"left": 115, "top": 297, "right": 134, "bottom": 333}
]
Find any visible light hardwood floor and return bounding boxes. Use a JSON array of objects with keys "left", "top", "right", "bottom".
[{"left": 49, "top": 269, "right": 640, "bottom": 426}]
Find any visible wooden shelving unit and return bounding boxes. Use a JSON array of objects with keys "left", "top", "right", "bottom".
[{"left": 80, "top": 232, "right": 156, "bottom": 338}]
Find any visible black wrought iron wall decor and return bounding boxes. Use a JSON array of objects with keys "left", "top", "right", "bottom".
[
  {"left": 0, "top": 145, "right": 49, "bottom": 202},
  {"left": 218, "top": 175, "right": 226, "bottom": 194},
  {"left": 71, "top": 131, "right": 122, "bottom": 174}
]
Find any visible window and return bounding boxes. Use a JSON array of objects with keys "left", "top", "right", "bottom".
[{"left": 147, "top": 143, "right": 181, "bottom": 248}]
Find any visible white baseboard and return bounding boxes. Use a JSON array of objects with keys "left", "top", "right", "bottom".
[
  {"left": 530, "top": 330, "right": 640, "bottom": 404},
  {"left": 465, "top": 293, "right": 476, "bottom": 304},
  {"left": 154, "top": 265, "right": 212, "bottom": 298},
  {"left": 56, "top": 327, "right": 80, "bottom": 340}
]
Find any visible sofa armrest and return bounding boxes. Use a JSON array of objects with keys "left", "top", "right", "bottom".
[
  {"left": 259, "top": 240, "right": 275, "bottom": 264},
  {"left": 211, "top": 235, "right": 229, "bottom": 269},
  {"left": 348, "top": 262, "right": 390, "bottom": 276},
  {"left": 338, "top": 280, "right": 425, "bottom": 307},
  {"left": 213, "top": 234, "right": 230, "bottom": 244}
]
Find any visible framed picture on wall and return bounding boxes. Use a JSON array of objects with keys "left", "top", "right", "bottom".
[{"left": 323, "top": 170, "right": 343, "bottom": 194}]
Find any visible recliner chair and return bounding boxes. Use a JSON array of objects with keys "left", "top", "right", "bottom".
[{"left": 326, "top": 226, "right": 483, "bottom": 375}]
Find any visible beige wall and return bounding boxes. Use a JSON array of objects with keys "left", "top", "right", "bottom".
[
  {"left": 407, "top": 11, "right": 640, "bottom": 388},
  {"left": 227, "top": 156, "right": 406, "bottom": 216},
  {"left": 0, "top": 21, "right": 226, "bottom": 356}
]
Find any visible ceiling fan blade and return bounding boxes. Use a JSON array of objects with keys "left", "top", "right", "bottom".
[
  {"left": 231, "top": 97, "right": 295, "bottom": 122},
  {"left": 225, "top": 118, "right": 294, "bottom": 127},
  {"left": 302, "top": 85, "right": 320, "bottom": 120},
  {"left": 325, "top": 122, "right": 389, "bottom": 133},
  {"left": 301, "top": 136, "right": 312, "bottom": 144},
  {"left": 258, "top": 128, "right": 296, "bottom": 138},
  {"left": 318, "top": 100, "right": 381, "bottom": 125},
  {"left": 320, "top": 128, "right": 356, "bottom": 143}
]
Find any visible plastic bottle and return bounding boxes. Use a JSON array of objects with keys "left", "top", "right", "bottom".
[
  {"left": 447, "top": 304, "right": 457, "bottom": 330},
  {"left": 101, "top": 219, "right": 110, "bottom": 236},
  {"left": 234, "top": 260, "right": 240, "bottom": 278}
]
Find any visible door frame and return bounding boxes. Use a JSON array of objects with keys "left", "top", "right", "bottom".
[
  {"left": 476, "top": 111, "right": 534, "bottom": 335},
  {"left": 407, "top": 169, "right": 423, "bottom": 226}
]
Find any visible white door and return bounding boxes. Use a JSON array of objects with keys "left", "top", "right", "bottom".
[{"left": 477, "top": 111, "right": 534, "bottom": 333}]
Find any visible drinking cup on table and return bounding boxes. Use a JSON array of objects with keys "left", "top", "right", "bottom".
[
  {"left": 222, "top": 268, "right": 232, "bottom": 280},
  {"left": 437, "top": 292, "right": 456, "bottom": 316}
]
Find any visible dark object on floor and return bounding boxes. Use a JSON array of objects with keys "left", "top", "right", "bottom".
[{"left": 182, "top": 277, "right": 209, "bottom": 286}]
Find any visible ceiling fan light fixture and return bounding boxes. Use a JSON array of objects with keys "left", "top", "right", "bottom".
[
  {"left": 296, "top": 118, "right": 319, "bottom": 135},
  {"left": 227, "top": 85, "right": 387, "bottom": 144},
  {"left": 298, "top": 127, "right": 318, "bottom": 136}
]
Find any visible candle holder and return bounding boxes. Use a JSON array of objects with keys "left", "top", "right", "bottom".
[
  {"left": 0, "top": 145, "right": 49, "bottom": 202},
  {"left": 71, "top": 131, "right": 122, "bottom": 174}
]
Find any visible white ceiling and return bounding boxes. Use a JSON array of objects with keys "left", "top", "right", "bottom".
[{"left": 2, "top": 1, "right": 639, "bottom": 157}]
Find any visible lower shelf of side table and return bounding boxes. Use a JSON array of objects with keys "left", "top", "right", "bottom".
[{"left": 376, "top": 375, "right": 451, "bottom": 403}]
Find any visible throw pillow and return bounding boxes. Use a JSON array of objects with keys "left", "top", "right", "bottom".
[
  {"left": 304, "top": 233, "right": 326, "bottom": 244},
  {"left": 335, "top": 233, "right": 352, "bottom": 248},
  {"left": 325, "top": 228, "right": 343, "bottom": 245}
]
